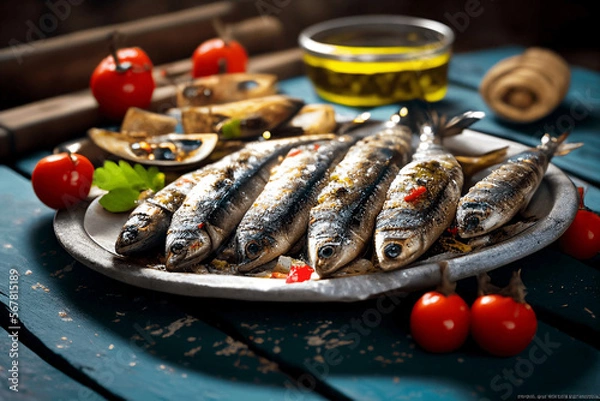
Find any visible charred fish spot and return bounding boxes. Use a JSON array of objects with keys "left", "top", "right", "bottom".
[
  {"left": 461, "top": 201, "right": 489, "bottom": 211},
  {"left": 335, "top": 186, "right": 349, "bottom": 197},
  {"left": 318, "top": 245, "right": 336, "bottom": 259},
  {"left": 384, "top": 243, "right": 402, "bottom": 259},
  {"left": 245, "top": 241, "right": 263, "bottom": 259}
]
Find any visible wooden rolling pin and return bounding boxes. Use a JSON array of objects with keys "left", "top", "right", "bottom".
[{"left": 479, "top": 47, "right": 570, "bottom": 123}]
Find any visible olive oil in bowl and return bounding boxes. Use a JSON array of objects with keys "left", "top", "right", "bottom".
[{"left": 299, "top": 16, "right": 454, "bottom": 107}]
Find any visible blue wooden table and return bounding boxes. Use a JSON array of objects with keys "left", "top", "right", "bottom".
[{"left": 1, "top": 47, "right": 599, "bottom": 401}]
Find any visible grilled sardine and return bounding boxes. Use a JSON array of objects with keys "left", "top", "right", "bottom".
[
  {"left": 308, "top": 120, "right": 413, "bottom": 277},
  {"left": 374, "top": 111, "right": 484, "bottom": 271},
  {"left": 456, "top": 132, "right": 582, "bottom": 238},
  {"left": 165, "top": 134, "right": 334, "bottom": 271},
  {"left": 234, "top": 137, "right": 355, "bottom": 273}
]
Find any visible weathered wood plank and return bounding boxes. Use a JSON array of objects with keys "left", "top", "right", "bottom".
[
  {"left": 0, "top": 1, "right": 235, "bottom": 108},
  {"left": 0, "top": 166, "right": 326, "bottom": 401},
  {"left": 0, "top": 333, "right": 104, "bottom": 401}
]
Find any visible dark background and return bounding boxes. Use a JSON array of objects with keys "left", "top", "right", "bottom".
[{"left": 0, "top": 0, "right": 597, "bottom": 110}]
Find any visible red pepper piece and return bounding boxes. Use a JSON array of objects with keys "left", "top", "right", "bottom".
[
  {"left": 286, "top": 264, "right": 315, "bottom": 284},
  {"left": 288, "top": 149, "right": 303, "bottom": 157},
  {"left": 404, "top": 186, "right": 427, "bottom": 202}
]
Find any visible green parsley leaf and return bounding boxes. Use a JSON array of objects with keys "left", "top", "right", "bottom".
[
  {"left": 93, "top": 160, "right": 165, "bottom": 213},
  {"left": 98, "top": 188, "right": 140, "bottom": 213}
]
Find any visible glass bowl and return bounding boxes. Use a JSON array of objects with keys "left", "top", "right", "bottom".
[{"left": 298, "top": 15, "right": 454, "bottom": 107}]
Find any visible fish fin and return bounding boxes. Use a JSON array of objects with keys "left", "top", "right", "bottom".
[
  {"left": 442, "top": 110, "right": 486, "bottom": 138},
  {"left": 456, "top": 146, "right": 509, "bottom": 176},
  {"left": 555, "top": 142, "right": 584, "bottom": 156}
]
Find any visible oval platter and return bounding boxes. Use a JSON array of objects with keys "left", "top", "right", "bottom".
[{"left": 53, "top": 129, "right": 578, "bottom": 302}]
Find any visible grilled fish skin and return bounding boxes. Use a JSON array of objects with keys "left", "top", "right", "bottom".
[
  {"left": 234, "top": 138, "right": 355, "bottom": 273},
  {"left": 307, "top": 122, "right": 413, "bottom": 277},
  {"left": 115, "top": 169, "right": 212, "bottom": 255},
  {"left": 456, "top": 132, "right": 582, "bottom": 238},
  {"left": 374, "top": 111, "right": 484, "bottom": 271},
  {"left": 165, "top": 134, "right": 334, "bottom": 271}
]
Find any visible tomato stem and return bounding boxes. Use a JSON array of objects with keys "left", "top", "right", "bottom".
[
  {"left": 499, "top": 270, "right": 528, "bottom": 304},
  {"left": 211, "top": 18, "right": 231, "bottom": 46},
  {"left": 108, "top": 31, "right": 131, "bottom": 73},
  {"left": 435, "top": 261, "right": 456, "bottom": 296},
  {"left": 476, "top": 272, "right": 501, "bottom": 297}
]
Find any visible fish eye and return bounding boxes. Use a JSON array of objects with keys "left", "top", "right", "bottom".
[
  {"left": 121, "top": 227, "right": 138, "bottom": 242},
  {"left": 384, "top": 243, "right": 402, "bottom": 259},
  {"left": 245, "top": 241, "right": 262, "bottom": 259},
  {"left": 464, "top": 215, "right": 480, "bottom": 231},
  {"left": 170, "top": 242, "right": 185, "bottom": 254},
  {"left": 318, "top": 245, "right": 335, "bottom": 259}
]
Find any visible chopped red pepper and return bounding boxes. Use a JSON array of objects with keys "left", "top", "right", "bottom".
[
  {"left": 288, "top": 149, "right": 303, "bottom": 157},
  {"left": 404, "top": 186, "right": 427, "bottom": 202},
  {"left": 313, "top": 143, "right": 321, "bottom": 151},
  {"left": 286, "top": 264, "right": 314, "bottom": 284},
  {"left": 270, "top": 271, "right": 288, "bottom": 279},
  {"left": 197, "top": 222, "right": 205, "bottom": 229},
  {"left": 447, "top": 226, "right": 458, "bottom": 236}
]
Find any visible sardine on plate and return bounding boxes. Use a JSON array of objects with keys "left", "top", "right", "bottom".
[
  {"left": 165, "top": 134, "right": 335, "bottom": 271},
  {"left": 374, "top": 110, "right": 484, "bottom": 271},
  {"left": 115, "top": 135, "right": 332, "bottom": 256},
  {"left": 176, "top": 73, "right": 277, "bottom": 108},
  {"left": 180, "top": 95, "right": 304, "bottom": 139},
  {"left": 307, "top": 119, "right": 413, "bottom": 277},
  {"left": 456, "top": 132, "right": 582, "bottom": 238},
  {"left": 234, "top": 137, "right": 356, "bottom": 273}
]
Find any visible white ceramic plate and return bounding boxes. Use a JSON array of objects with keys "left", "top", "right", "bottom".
[{"left": 53, "top": 130, "right": 578, "bottom": 302}]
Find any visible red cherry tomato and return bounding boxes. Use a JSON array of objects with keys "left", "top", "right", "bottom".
[
  {"left": 191, "top": 38, "right": 248, "bottom": 78},
  {"left": 90, "top": 47, "right": 155, "bottom": 119},
  {"left": 32, "top": 153, "right": 94, "bottom": 210},
  {"left": 471, "top": 294, "right": 537, "bottom": 357},
  {"left": 410, "top": 291, "right": 470, "bottom": 353},
  {"left": 558, "top": 208, "right": 600, "bottom": 260}
]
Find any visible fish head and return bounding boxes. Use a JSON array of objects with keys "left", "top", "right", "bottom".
[
  {"left": 235, "top": 232, "right": 279, "bottom": 273},
  {"left": 165, "top": 227, "right": 212, "bottom": 271},
  {"left": 375, "top": 232, "right": 424, "bottom": 270},
  {"left": 115, "top": 207, "right": 169, "bottom": 255},
  {"left": 456, "top": 202, "right": 494, "bottom": 239},
  {"left": 309, "top": 236, "right": 354, "bottom": 277}
]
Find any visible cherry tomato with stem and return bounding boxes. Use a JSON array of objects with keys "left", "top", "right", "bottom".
[
  {"left": 32, "top": 153, "right": 95, "bottom": 210},
  {"left": 90, "top": 34, "right": 155, "bottom": 120},
  {"left": 191, "top": 37, "right": 248, "bottom": 78},
  {"left": 471, "top": 271, "right": 537, "bottom": 357},
  {"left": 410, "top": 262, "right": 470, "bottom": 353},
  {"left": 558, "top": 187, "right": 600, "bottom": 260}
]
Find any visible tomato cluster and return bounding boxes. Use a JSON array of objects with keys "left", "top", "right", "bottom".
[{"left": 410, "top": 269, "right": 537, "bottom": 357}]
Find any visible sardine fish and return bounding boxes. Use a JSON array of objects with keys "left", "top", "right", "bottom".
[
  {"left": 374, "top": 111, "right": 484, "bottom": 271},
  {"left": 165, "top": 134, "right": 334, "bottom": 271},
  {"left": 307, "top": 120, "right": 413, "bottom": 277},
  {"left": 456, "top": 132, "right": 582, "bottom": 238},
  {"left": 234, "top": 137, "right": 356, "bottom": 273}
]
